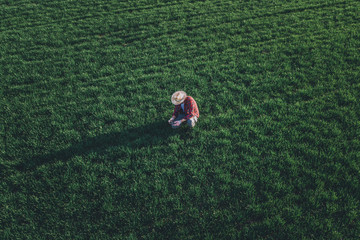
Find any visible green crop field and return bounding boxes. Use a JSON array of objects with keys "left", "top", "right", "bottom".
[{"left": 1, "top": 0, "right": 360, "bottom": 239}]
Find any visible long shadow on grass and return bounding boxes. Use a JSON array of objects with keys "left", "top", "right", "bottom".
[{"left": 17, "top": 120, "right": 192, "bottom": 172}]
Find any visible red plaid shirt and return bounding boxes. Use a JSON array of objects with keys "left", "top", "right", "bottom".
[{"left": 172, "top": 96, "right": 199, "bottom": 120}]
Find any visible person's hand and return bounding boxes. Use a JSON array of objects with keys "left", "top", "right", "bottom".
[
  {"left": 168, "top": 117, "right": 175, "bottom": 124},
  {"left": 173, "top": 121, "right": 181, "bottom": 126}
]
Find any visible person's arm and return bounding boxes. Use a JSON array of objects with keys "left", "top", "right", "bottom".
[
  {"left": 184, "top": 98, "right": 195, "bottom": 120},
  {"left": 172, "top": 105, "right": 180, "bottom": 118},
  {"left": 168, "top": 116, "right": 176, "bottom": 124},
  {"left": 169, "top": 105, "right": 181, "bottom": 124},
  {"left": 180, "top": 118, "right": 187, "bottom": 123}
]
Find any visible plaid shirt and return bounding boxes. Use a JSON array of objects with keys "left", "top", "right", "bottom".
[{"left": 172, "top": 96, "right": 199, "bottom": 120}]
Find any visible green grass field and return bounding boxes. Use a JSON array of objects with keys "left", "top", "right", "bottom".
[{"left": 1, "top": 0, "right": 360, "bottom": 239}]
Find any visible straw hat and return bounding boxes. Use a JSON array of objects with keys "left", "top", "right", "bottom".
[{"left": 171, "top": 91, "right": 187, "bottom": 105}]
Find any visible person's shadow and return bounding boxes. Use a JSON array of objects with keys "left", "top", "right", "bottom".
[{"left": 16, "top": 120, "right": 194, "bottom": 172}]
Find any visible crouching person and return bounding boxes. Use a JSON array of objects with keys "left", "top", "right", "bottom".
[{"left": 168, "top": 91, "right": 199, "bottom": 129}]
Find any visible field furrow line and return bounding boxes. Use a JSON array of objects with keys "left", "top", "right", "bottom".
[
  {"left": 3, "top": 19, "right": 357, "bottom": 90},
  {"left": 1, "top": 0, "right": 351, "bottom": 34},
  {"left": 0, "top": 0, "right": 231, "bottom": 32},
  {"left": 112, "top": 2, "right": 353, "bottom": 45},
  {"left": 0, "top": 7, "right": 229, "bottom": 36},
  {"left": 7, "top": 77, "right": 353, "bottom": 123},
  {"left": 4, "top": 20, "right": 356, "bottom": 93},
  {"left": 116, "top": 25, "right": 356, "bottom": 66}
]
